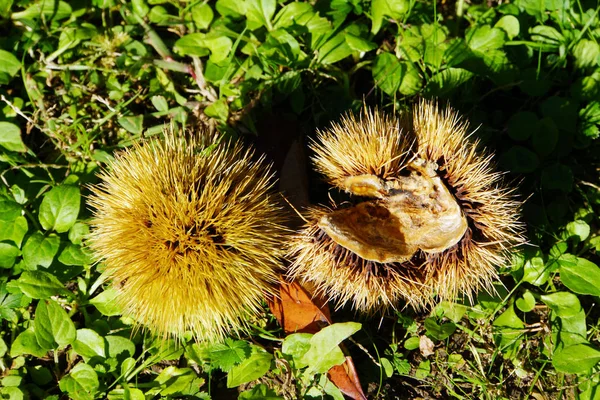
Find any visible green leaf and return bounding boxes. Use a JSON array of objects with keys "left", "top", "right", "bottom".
[
  {"left": 226, "top": 350, "right": 273, "bottom": 388},
  {"left": 68, "top": 222, "right": 89, "bottom": 245},
  {"left": 258, "top": 30, "right": 305, "bottom": 67},
  {"left": 117, "top": 115, "right": 144, "bottom": 134},
  {"left": 494, "top": 15, "right": 520, "bottom": 39},
  {"left": 58, "top": 244, "right": 94, "bottom": 266},
  {"left": 106, "top": 335, "right": 135, "bottom": 359},
  {"left": 371, "top": 0, "right": 409, "bottom": 34},
  {"left": 11, "top": 0, "right": 72, "bottom": 20},
  {"left": 281, "top": 333, "right": 312, "bottom": 368},
  {"left": 415, "top": 360, "right": 431, "bottom": 379},
  {"left": 399, "top": 61, "right": 422, "bottom": 95},
  {"left": 531, "top": 117, "right": 558, "bottom": 156},
  {"left": 541, "top": 164, "right": 573, "bottom": 192},
  {"left": 565, "top": 220, "right": 590, "bottom": 242},
  {"left": 204, "top": 99, "right": 229, "bottom": 122},
  {"left": 204, "top": 338, "right": 251, "bottom": 372},
  {"left": 424, "top": 318, "right": 456, "bottom": 341},
  {"left": 72, "top": 329, "right": 106, "bottom": 359},
  {"left": 0, "top": 50, "right": 20, "bottom": 85},
  {"left": 39, "top": 185, "right": 81, "bottom": 233},
  {"left": 246, "top": 0, "right": 276, "bottom": 30},
  {"left": 59, "top": 363, "right": 100, "bottom": 400},
  {"left": 0, "top": 242, "right": 19, "bottom": 269},
  {"left": 22, "top": 232, "right": 60, "bottom": 269},
  {"left": 317, "top": 32, "right": 353, "bottom": 65},
  {"left": 0, "top": 122, "right": 26, "bottom": 152},
  {"left": 540, "top": 291, "right": 582, "bottom": 318},
  {"left": 508, "top": 111, "right": 538, "bottom": 141},
  {"left": 559, "top": 256, "right": 600, "bottom": 296},
  {"left": 522, "top": 256, "right": 550, "bottom": 286},
  {"left": 10, "top": 270, "right": 71, "bottom": 299},
  {"left": 493, "top": 304, "right": 524, "bottom": 353},
  {"left": 467, "top": 25, "right": 506, "bottom": 52},
  {"left": 404, "top": 336, "right": 420, "bottom": 350},
  {"left": 499, "top": 145, "right": 539, "bottom": 173},
  {"left": 191, "top": 3, "right": 213, "bottom": 30},
  {"left": 345, "top": 33, "right": 377, "bottom": 53},
  {"left": 0, "top": 0, "right": 12, "bottom": 19},
  {"left": 372, "top": 52, "right": 402, "bottom": 95},
  {"left": 530, "top": 25, "right": 564, "bottom": 49},
  {"left": 0, "top": 198, "right": 21, "bottom": 221},
  {"left": 424, "top": 68, "right": 473, "bottom": 97},
  {"left": 150, "top": 95, "right": 169, "bottom": 113},
  {"left": 10, "top": 328, "right": 48, "bottom": 357},
  {"left": 131, "top": 0, "right": 149, "bottom": 16},
  {"left": 89, "top": 287, "right": 122, "bottom": 316},
  {"left": 215, "top": 0, "right": 246, "bottom": 18},
  {"left": 553, "top": 344, "right": 600, "bottom": 374},
  {"left": 0, "top": 282, "right": 25, "bottom": 323},
  {"left": 239, "top": 384, "right": 283, "bottom": 400},
  {"left": 516, "top": 291, "right": 536, "bottom": 312},
  {"left": 273, "top": 2, "right": 313, "bottom": 29},
  {"left": 34, "top": 299, "right": 76, "bottom": 349},
  {"left": 174, "top": 34, "right": 233, "bottom": 63},
  {"left": 0, "top": 216, "right": 28, "bottom": 247},
  {"left": 301, "top": 322, "right": 361, "bottom": 374},
  {"left": 572, "top": 39, "right": 600, "bottom": 69}
]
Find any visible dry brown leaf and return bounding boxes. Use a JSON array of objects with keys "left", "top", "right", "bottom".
[
  {"left": 269, "top": 279, "right": 367, "bottom": 399},
  {"left": 419, "top": 335, "right": 435, "bottom": 357}
]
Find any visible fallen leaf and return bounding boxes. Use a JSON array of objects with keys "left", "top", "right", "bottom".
[
  {"left": 268, "top": 279, "right": 331, "bottom": 334},
  {"left": 420, "top": 335, "right": 435, "bottom": 357},
  {"left": 269, "top": 279, "right": 367, "bottom": 400}
]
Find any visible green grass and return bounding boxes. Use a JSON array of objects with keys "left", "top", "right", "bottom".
[{"left": 0, "top": 0, "right": 599, "bottom": 398}]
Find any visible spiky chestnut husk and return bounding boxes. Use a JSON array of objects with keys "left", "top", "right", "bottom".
[
  {"left": 287, "top": 101, "right": 524, "bottom": 312},
  {"left": 88, "top": 131, "right": 287, "bottom": 342}
]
